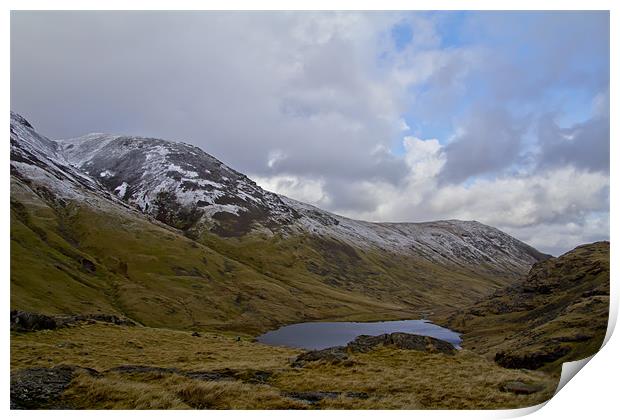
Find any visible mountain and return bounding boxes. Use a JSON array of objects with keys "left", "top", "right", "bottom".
[
  {"left": 57, "top": 125, "right": 547, "bottom": 271},
  {"left": 10, "top": 111, "right": 549, "bottom": 333},
  {"left": 443, "top": 241, "right": 610, "bottom": 370}
]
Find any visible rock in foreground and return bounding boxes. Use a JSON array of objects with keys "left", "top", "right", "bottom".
[
  {"left": 10, "top": 365, "right": 99, "bottom": 409},
  {"left": 292, "top": 332, "right": 456, "bottom": 366}
]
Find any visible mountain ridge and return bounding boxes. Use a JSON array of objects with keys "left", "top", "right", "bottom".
[
  {"left": 51, "top": 116, "right": 548, "bottom": 273},
  {"left": 10, "top": 111, "right": 549, "bottom": 333}
]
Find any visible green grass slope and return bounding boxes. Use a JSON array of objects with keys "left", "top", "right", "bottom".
[
  {"left": 11, "top": 177, "right": 407, "bottom": 334},
  {"left": 11, "top": 172, "right": 532, "bottom": 335}
]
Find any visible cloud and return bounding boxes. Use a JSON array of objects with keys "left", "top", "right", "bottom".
[
  {"left": 536, "top": 95, "right": 610, "bottom": 173},
  {"left": 438, "top": 107, "right": 527, "bottom": 184},
  {"left": 257, "top": 136, "right": 609, "bottom": 255},
  {"left": 11, "top": 11, "right": 609, "bottom": 255},
  {"left": 501, "top": 213, "right": 609, "bottom": 257},
  {"left": 427, "top": 167, "right": 609, "bottom": 229},
  {"left": 252, "top": 174, "right": 330, "bottom": 208}
]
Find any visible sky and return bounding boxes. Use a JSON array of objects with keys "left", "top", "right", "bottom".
[{"left": 10, "top": 11, "right": 610, "bottom": 255}]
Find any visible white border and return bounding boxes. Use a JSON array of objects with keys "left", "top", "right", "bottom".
[{"left": 3, "top": 1, "right": 616, "bottom": 419}]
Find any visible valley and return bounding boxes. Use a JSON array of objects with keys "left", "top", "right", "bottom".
[{"left": 9, "top": 112, "right": 609, "bottom": 409}]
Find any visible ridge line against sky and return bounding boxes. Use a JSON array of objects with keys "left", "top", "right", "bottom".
[{"left": 10, "top": 10, "right": 609, "bottom": 255}]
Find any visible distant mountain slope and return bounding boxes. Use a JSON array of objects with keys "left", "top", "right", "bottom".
[
  {"left": 11, "top": 111, "right": 550, "bottom": 333},
  {"left": 57, "top": 129, "right": 547, "bottom": 274},
  {"left": 444, "top": 241, "right": 610, "bottom": 370}
]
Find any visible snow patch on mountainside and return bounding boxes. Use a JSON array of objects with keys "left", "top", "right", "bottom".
[{"left": 10, "top": 112, "right": 138, "bottom": 215}]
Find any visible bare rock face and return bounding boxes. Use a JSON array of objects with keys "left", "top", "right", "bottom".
[
  {"left": 494, "top": 346, "right": 571, "bottom": 370},
  {"left": 446, "top": 241, "right": 609, "bottom": 371}
]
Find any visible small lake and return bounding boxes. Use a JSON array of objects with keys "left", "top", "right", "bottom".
[{"left": 257, "top": 319, "right": 461, "bottom": 350}]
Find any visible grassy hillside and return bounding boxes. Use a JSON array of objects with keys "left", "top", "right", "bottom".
[
  {"left": 10, "top": 112, "right": 606, "bottom": 410},
  {"left": 442, "top": 241, "right": 610, "bottom": 371},
  {"left": 11, "top": 177, "right": 407, "bottom": 335},
  {"left": 11, "top": 174, "right": 527, "bottom": 335}
]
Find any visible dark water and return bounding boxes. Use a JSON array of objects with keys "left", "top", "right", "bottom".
[{"left": 257, "top": 319, "right": 462, "bottom": 350}]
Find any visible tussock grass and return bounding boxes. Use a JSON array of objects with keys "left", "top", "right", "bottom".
[
  {"left": 11, "top": 323, "right": 559, "bottom": 409},
  {"left": 11, "top": 324, "right": 297, "bottom": 372},
  {"left": 65, "top": 373, "right": 305, "bottom": 409},
  {"left": 64, "top": 373, "right": 188, "bottom": 409},
  {"left": 273, "top": 348, "right": 557, "bottom": 409}
]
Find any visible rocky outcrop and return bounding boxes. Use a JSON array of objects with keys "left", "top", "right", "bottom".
[
  {"left": 283, "top": 391, "right": 369, "bottom": 404},
  {"left": 10, "top": 363, "right": 277, "bottom": 409},
  {"left": 292, "top": 332, "right": 456, "bottom": 367},
  {"left": 347, "top": 332, "right": 456, "bottom": 355},
  {"left": 499, "top": 381, "right": 544, "bottom": 395},
  {"left": 10, "top": 365, "right": 99, "bottom": 409},
  {"left": 107, "top": 365, "right": 272, "bottom": 384},
  {"left": 445, "top": 241, "right": 610, "bottom": 371},
  {"left": 10, "top": 311, "right": 57, "bottom": 332},
  {"left": 10, "top": 310, "right": 136, "bottom": 332}
]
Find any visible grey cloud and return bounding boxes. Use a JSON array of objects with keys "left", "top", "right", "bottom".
[
  {"left": 439, "top": 107, "right": 526, "bottom": 184},
  {"left": 537, "top": 115, "right": 610, "bottom": 173},
  {"left": 322, "top": 180, "right": 385, "bottom": 215},
  {"left": 11, "top": 11, "right": 404, "bottom": 185}
]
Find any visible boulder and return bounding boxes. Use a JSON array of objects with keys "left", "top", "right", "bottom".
[
  {"left": 283, "top": 391, "right": 340, "bottom": 403},
  {"left": 10, "top": 310, "right": 136, "bottom": 332}
]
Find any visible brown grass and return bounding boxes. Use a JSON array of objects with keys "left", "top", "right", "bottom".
[
  {"left": 11, "top": 322, "right": 560, "bottom": 409},
  {"left": 64, "top": 373, "right": 305, "bottom": 409},
  {"left": 272, "top": 348, "right": 557, "bottom": 409}
]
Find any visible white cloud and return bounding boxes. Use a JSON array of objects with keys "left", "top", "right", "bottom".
[
  {"left": 253, "top": 174, "right": 330, "bottom": 208},
  {"left": 402, "top": 136, "right": 445, "bottom": 180},
  {"left": 501, "top": 213, "right": 609, "bottom": 257},
  {"left": 257, "top": 135, "right": 609, "bottom": 255},
  {"left": 267, "top": 150, "right": 287, "bottom": 169},
  {"left": 426, "top": 167, "right": 609, "bottom": 228}
]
